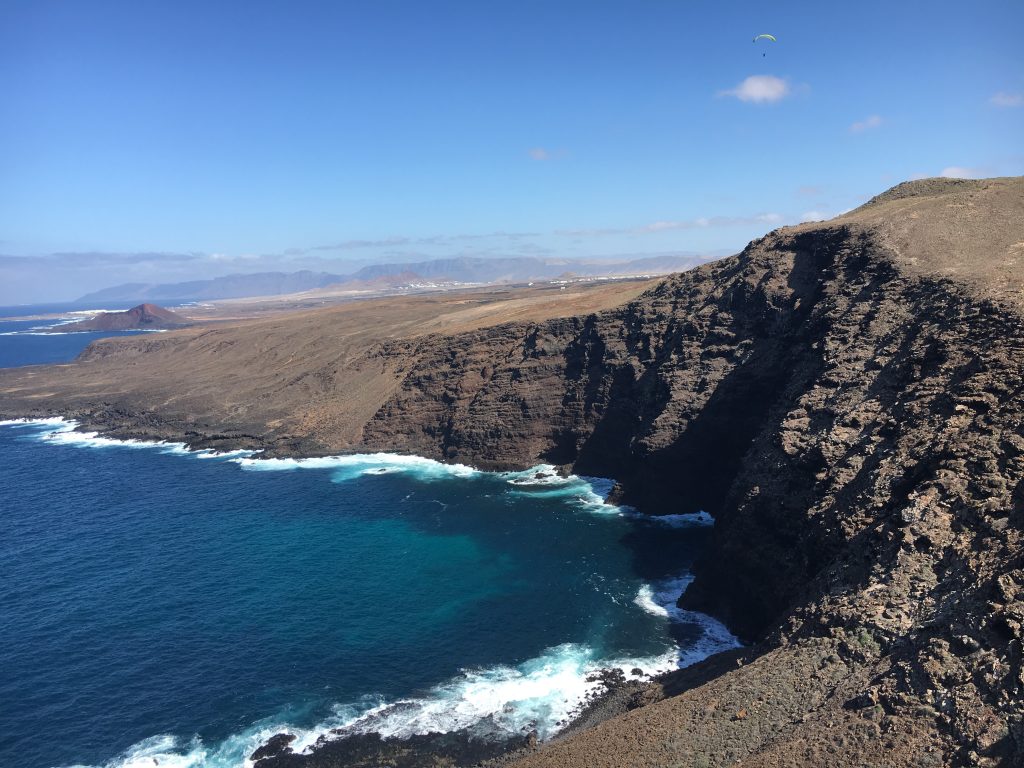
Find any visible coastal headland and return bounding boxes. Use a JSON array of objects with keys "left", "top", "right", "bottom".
[{"left": 2, "top": 177, "right": 1022, "bottom": 766}]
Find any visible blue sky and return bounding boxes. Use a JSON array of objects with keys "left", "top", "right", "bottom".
[{"left": 1, "top": 0, "right": 1022, "bottom": 302}]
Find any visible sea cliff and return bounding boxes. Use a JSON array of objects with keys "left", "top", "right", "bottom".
[{"left": 2, "top": 177, "right": 1022, "bottom": 766}]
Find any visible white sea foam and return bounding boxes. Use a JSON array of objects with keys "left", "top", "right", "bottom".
[
  {"left": 0, "top": 418, "right": 259, "bottom": 460},
  {"left": 634, "top": 584, "right": 670, "bottom": 618},
  {"left": 332, "top": 642, "right": 680, "bottom": 742},
  {"left": 634, "top": 575, "right": 694, "bottom": 619},
  {"left": 232, "top": 452, "right": 480, "bottom": 484},
  {"left": 501, "top": 464, "right": 569, "bottom": 487},
  {"left": 230, "top": 457, "right": 619, "bottom": 517},
  {"left": 76, "top": 643, "right": 687, "bottom": 768},
  {"left": 501, "top": 465, "right": 625, "bottom": 516},
  {"left": 63, "top": 580, "right": 737, "bottom": 767},
  {"left": 79, "top": 604, "right": 737, "bottom": 768},
  {"left": 634, "top": 575, "right": 740, "bottom": 666},
  {"left": 2, "top": 421, "right": 617, "bottom": 517},
  {"left": 504, "top": 470, "right": 715, "bottom": 528},
  {"left": 194, "top": 448, "right": 263, "bottom": 460},
  {"left": 82, "top": 734, "right": 207, "bottom": 768}
]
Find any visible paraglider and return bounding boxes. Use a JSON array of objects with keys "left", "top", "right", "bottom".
[{"left": 753, "top": 33, "right": 776, "bottom": 56}]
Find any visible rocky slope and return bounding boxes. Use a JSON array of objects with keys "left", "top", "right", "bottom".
[
  {"left": 1, "top": 177, "right": 1022, "bottom": 766},
  {"left": 0, "top": 280, "right": 662, "bottom": 455},
  {"left": 501, "top": 178, "right": 1024, "bottom": 767}
]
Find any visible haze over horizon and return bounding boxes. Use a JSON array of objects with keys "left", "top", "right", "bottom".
[{"left": 2, "top": 0, "right": 1022, "bottom": 303}]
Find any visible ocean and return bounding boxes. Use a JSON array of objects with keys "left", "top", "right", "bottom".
[{"left": 0, "top": 319, "right": 736, "bottom": 768}]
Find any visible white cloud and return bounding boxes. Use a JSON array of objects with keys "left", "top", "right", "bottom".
[
  {"left": 800, "top": 211, "right": 826, "bottom": 222},
  {"left": 990, "top": 91, "right": 1023, "bottom": 107},
  {"left": 718, "top": 75, "right": 790, "bottom": 103},
  {"left": 528, "top": 147, "right": 551, "bottom": 161},
  {"left": 940, "top": 166, "right": 985, "bottom": 179},
  {"left": 849, "top": 114, "right": 883, "bottom": 133}
]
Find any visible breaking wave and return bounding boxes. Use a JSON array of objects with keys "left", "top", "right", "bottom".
[
  {"left": 0, "top": 418, "right": 259, "bottom": 459},
  {"left": 233, "top": 457, "right": 629, "bottom": 517},
  {"left": 3, "top": 421, "right": 706, "bottom": 525},
  {"left": 69, "top": 621, "right": 734, "bottom": 768},
  {"left": 633, "top": 575, "right": 739, "bottom": 666},
  {"left": 231, "top": 452, "right": 480, "bottom": 482}
]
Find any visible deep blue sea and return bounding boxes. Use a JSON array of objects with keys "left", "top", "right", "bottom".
[{"left": 0, "top": 326, "right": 735, "bottom": 768}]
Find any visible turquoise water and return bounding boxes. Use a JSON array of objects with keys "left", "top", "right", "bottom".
[{"left": 0, "top": 419, "right": 734, "bottom": 768}]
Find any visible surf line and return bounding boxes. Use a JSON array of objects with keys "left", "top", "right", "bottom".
[{"left": 0, "top": 416, "right": 740, "bottom": 767}]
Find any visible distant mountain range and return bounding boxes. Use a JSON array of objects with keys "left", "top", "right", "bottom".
[
  {"left": 76, "top": 254, "right": 717, "bottom": 304},
  {"left": 78, "top": 271, "right": 346, "bottom": 304}
]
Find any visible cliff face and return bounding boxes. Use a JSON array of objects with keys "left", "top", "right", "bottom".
[
  {"left": 349, "top": 180, "right": 1024, "bottom": 763},
  {"left": 2, "top": 177, "right": 1022, "bottom": 765}
]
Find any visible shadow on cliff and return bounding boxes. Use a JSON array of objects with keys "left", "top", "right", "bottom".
[
  {"left": 562, "top": 231, "right": 852, "bottom": 641},
  {"left": 671, "top": 232, "right": 1022, "bottom": 644}
]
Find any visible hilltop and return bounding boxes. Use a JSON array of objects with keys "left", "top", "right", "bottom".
[{"left": 48, "top": 303, "right": 191, "bottom": 332}]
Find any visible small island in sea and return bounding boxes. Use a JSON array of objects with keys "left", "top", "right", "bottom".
[{"left": 42, "top": 303, "right": 192, "bottom": 332}]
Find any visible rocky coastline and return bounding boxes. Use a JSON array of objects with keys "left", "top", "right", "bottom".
[
  {"left": 244, "top": 655, "right": 748, "bottom": 768},
  {"left": 2, "top": 177, "right": 1022, "bottom": 766}
]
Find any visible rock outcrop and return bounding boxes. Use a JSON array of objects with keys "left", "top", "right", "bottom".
[{"left": 2, "top": 177, "right": 1022, "bottom": 766}]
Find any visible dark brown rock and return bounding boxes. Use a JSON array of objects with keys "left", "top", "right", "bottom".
[{"left": 251, "top": 733, "right": 296, "bottom": 761}]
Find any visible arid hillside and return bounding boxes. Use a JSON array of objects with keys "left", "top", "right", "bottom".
[
  {"left": 0, "top": 278, "right": 659, "bottom": 454},
  {"left": 1, "top": 177, "right": 1022, "bottom": 766}
]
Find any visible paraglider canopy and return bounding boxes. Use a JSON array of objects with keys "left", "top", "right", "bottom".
[{"left": 753, "top": 34, "right": 776, "bottom": 56}]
